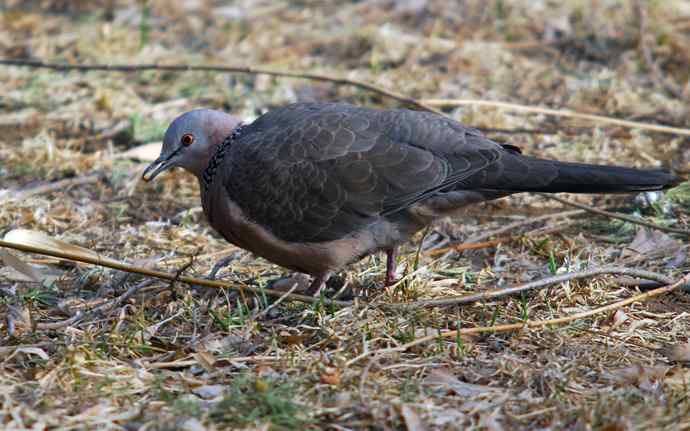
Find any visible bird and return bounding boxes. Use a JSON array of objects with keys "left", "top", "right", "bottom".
[{"left": 142, "top": 102, "right": 679, "bottom": 295}]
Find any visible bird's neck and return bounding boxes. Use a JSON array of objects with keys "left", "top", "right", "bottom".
[{"left": 198, "top": 123, "right": 245, "bottom": 189}]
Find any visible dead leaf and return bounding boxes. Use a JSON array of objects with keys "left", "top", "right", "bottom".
[
  {"left": 279, "top": 330, "right": 310, "bottom": 346},
  {"left": 609, "top": 309, "right": 629, "bottom": 330},
  {"left": 0, "top": 250, "right": 44, "bottom": 282},
  {"left": 622, "top": 227, "right": 682, "bottom": 259},
  {"left": 608, "top": 364, "right": 670, "bottom": 392},
  {"left": 664, "top": 367, "right": 690, "bottom": 390},
  {"left": 3, "top": 229, "right": 123, "bottom": 267},
  {"left": 192, "top": 384, "right": 225, "bottom": 399},
  {"left": 423, "top": 369, "right": 503, "bottom": 397},
  {"left": 660, "top": 343, "right": 690, "bottom": 364},
  {"left": 320, "top": 366, "right": 341, "bottom": 386},
  {"left": 116, "top": 142, "right": 162, "bottom": 162},
  {"left": 5, "top": 346, "right": 50, "bottom": 362},
  {"left": 400, "top": 404, "right": 428, "bottom": 431},
  {"left": 180, "top": 418, "right": 208, "bottom": 431},
  {"left": 193, "top": 351, "right": 217, "bottom": 373}
]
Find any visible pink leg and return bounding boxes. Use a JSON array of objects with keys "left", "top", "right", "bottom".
[{"left": 385, "top": 247, "right": 398, "bottom": 287}]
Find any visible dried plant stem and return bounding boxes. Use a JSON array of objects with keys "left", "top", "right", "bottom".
[
  {"left": 0, "top": 59, "right": 441, "bottom": 115},
  {"left": 36, "top": 280, "right": 156, "bottom": 330},
  {"left": 463, "top": 209, "right": 586, "bottom": 243},
  {"left": 349, "top": 272, "right": 690, "bottom": 366},
  {"left": 394, "top": 267, "right": 675, "bottom": 309},
  {"left": 0, "top": 239, "right": 352, "bottom": 308},
  {"left": 425, "top": 238, "right": 508, "bottom": 256},
  {"left": 2, "top": 173, "right": 104, "bottom": 202},
  {"left": 420, "top": 98, "right": 690, "bottom": 136},
  {"left": 539, "top": 193, "right": 690, "bottom": 236}
]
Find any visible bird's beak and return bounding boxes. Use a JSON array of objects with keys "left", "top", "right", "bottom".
[{"left": 142, "top": 153, "right": 176, "bottom": 182}]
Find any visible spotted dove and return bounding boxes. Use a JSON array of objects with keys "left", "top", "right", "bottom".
[{"left": 143, "top": 102, "right": 679, "bottom": 295}]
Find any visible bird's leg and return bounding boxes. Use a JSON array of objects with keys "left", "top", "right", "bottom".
[
  {"left": 207, "top": 252, "right": 240, "bottom": 280},
  {"left": 305, "top": 272, "right": 332, "bottom": 296},
  {"left": 384, "top": 247, "right": 398, "bottom": 287}
]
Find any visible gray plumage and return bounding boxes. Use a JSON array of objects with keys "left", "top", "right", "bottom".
[{"left": 143, "top": 102, "right": 679, "bottom": 294}]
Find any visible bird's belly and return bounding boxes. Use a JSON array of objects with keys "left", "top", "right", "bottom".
[{"left": 204, "top": 190, "right": 379, "bottom": 276}]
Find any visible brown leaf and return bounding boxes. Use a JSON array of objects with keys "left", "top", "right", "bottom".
[
  {"left": 279, "top": 330, "right": 310, "bottom": 346},
  {"left": 608, "top": 364, "right": 670, "bottom": 391},
  {"left": 660, "top": 343, "right": 690, "bottom": 364},
  {"left": 423, "top": 369, "right": 503, "bottom": 397},
  {"left": 116, "top": 142, "right": 162, "bottom": 162},
  {"left": 609, "top": 309, "right": 629, "bottom": 330},
  {"left": 3, "top": 229, "right": 123, "bottom": 267},
  {"left": 320, "top": 366, "right": 341, "bottom": 386},
  {"left": 622, "top": 227, "right": 682, "bottom": 258},
  {"left": 0, "top": 250, "right": 44, "bottom": 282},
  {"left": 400, "top": 404, "right": 428, "bottom": 431},
  {"left": 193, "top": 351, "right": 217, "bottom": 373}
]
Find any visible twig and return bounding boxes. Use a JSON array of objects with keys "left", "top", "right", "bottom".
[
  {"left": 538, "top": 193, "right": 690, "bottom": 236},
  {"left": 0, "top": 239, "right": 352, "bottom": 308},
  {"left": 1, "top": 173, "right": 104, "bottom": 202},
  {"left": 348, "top": 272, "right": 690, "bottom": 366},
  {"left": 425, "top": 219, "right": 577, "bottom": 257},
  {"left": 635, "top": 0, "right": 685, "bottom": 99},
  {"left": 254, "top": 281, "right": 301, "bottom": 320},
  {"left": 36, "top": 279, "right": 156, "bottom": 329},
  {"left": 425, "top": 238, "right": 508, "bottom": 256},
  {"left": 420, "top": 99, "right": 690, "bottom": 136},
  {"left": 391, "top": 267, "right": 675, "bottom": 309},
  {"left": 143, "top": 355, "right": 280, "bottom": 369},
  {"left": 0, "top": 59, "right": 442, "bottom": 115}
]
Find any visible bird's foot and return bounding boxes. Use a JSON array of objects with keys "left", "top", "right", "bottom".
[{"left": 383, "top": 247, "right": 398, "bottom": 288}]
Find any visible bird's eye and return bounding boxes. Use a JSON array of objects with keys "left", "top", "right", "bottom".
[{"left": 181, "top": 134, "right": 195, "bottom": 146}]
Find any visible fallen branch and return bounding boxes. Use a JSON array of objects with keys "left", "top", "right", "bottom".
[
  {"left": 420, "top": 98, "right": 690, "bottom": 136},
  {"left": 0, "top": 59, "right": 441, "bottom": 115},
  {"left": 538, "top": 193, "right": 690, "bottom": 236},
  {"left": 0, "top": 237, "right": 352, "bottom": 308},
  {"left": 348, "top": 272, "right": 690, "bottom": 366},
  {"left": 393, "top": 267, "right": 675, "bottom": 309}
]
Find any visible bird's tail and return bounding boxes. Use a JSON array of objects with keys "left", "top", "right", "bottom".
[{"left": 480, "top": 155, "right": 680, "bottom": 194}]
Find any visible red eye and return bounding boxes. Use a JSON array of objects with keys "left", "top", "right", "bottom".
[{"left": 181, "top": 134, "right": 195, "bottom": 146}]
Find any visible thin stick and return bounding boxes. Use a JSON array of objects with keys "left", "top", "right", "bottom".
[
  {"left": 36, "top": 280, "right": 156, "bottom": 329},
  {"left": 392, "top": 267, "right": 675, "bottom": 309},
  {"left": 425, "top": 238, "right": 508, "bottom": 256},
  {"left": 538, "top": 193, "right": 690, "bottom": 236},
  {"left": 254, "top": 281, "right": 301, "bottom": 319},
  {"left": 420, "top": 99, "right": 690, "bottom": 136},
  {"left": 348, "top": 273, "right": 690, "bottom": 366},
  {"left": 0, "top": 59, "right": 442, "bottom": 115},
  {"left": 0, "top": 239, "right": 352, "bottom": 308},
  {"left": 463, "top": 209, "right": 585, "bottom": 244},
  {"left": 144, "top": 355, "right": 280, "bottom": 369},
  {"left": 1, "top": 173, "right": 104, "bottom": 202}
]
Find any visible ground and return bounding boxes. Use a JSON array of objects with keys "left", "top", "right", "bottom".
[{"left": 1, "top": 1, "right": 690, "bottom": 430}]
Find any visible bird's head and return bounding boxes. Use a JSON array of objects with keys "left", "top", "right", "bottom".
[{"left": 142, "top": 109, "right": 243, "bottom": 182}]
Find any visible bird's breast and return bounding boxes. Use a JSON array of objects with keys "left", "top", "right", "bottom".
[{"left": 200, "top": 183, "right": 378, "bottom": 276}]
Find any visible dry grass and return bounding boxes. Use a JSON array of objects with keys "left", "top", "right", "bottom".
[{"left": 1, "top": 1, "right": 690, "bottom": 429}]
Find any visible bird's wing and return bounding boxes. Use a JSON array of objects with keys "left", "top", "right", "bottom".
[{"left": 221, "top": 103, "right": 512, "bottom": 242}]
